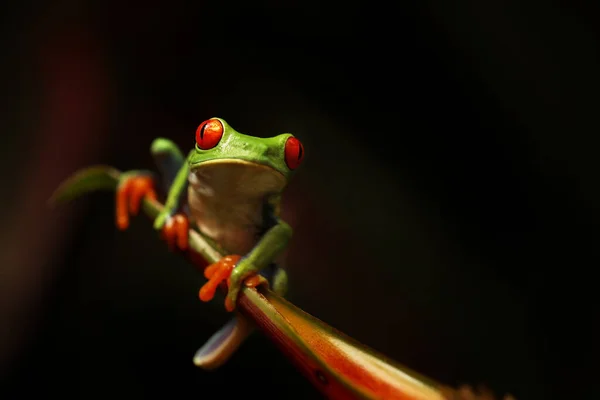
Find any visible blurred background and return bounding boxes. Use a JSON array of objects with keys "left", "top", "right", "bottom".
[{"left": 1, "top": 1, "right": 599, "bottom": 399}]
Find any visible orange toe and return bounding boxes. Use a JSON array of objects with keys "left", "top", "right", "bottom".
[
  {"left": 172, "top": 214, "right": 189, "bottom": 250},
  {"left": 116, "top": 180, "right": 132, "bottom": 230},
  {"left": 199, "top": 255, "right": 241, "bottom": 302},
  {"left": 129, "top": 176, "right": 156, "bottom": 215},
  {"left": 161, "top": 213, "right": 189, "bottom": 252},
  {"left": 204, "top": 263, "right": 220, "bottom": 279},
  {"left": 204, "top": 255, "right": 239, "bottom": 279},
  {"left": 162, "top": 218, "right": 176, "bottom": 251},
  {"left": 116, "top": 176, "right": 157, "bottom": 231}
]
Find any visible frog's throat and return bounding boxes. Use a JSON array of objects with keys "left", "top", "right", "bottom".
[
  {"left": 188, "top": 158, "right": 287, "bottom": 197},
  {"left": 189, "top": 158, "right": 284, "bottom": 178}
]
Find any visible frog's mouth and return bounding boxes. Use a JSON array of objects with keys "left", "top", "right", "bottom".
[{"left": 189, "top": 159, "right": 287, "bottom": 198}]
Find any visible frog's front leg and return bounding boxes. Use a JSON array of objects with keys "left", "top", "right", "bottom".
[
  {"left": 199, "top": 221, "right": 292, "bottom": 311},
  {"left": 152, "top": 148, "right": 193, "bottom": 251}
]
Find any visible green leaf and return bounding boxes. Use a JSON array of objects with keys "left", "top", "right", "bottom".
[{"left": 48, "top": 165, "right": 120, "bottom": 206}]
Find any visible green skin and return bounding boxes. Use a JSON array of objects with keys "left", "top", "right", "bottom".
[{"left": 146, "top": 118, "right": 297, "bottom": 308}]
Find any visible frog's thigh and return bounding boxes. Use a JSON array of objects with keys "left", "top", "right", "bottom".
[
  {"left": 150, "top": 138, "right": 185, "bottom": 190},
  {"left": 272, "top": 268, "right": 288, "bottom": 296}
]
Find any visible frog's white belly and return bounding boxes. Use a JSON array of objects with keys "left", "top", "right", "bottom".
[
  {"left": 187, "top": 161, "right": 285, "bottom": 255},
  {"left": 187, "top": 185, "right": 263, "bottom": 255}
]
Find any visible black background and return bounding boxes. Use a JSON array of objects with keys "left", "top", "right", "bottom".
[{"left": 2, "top": 1, "right": 599, "bottom": 399}]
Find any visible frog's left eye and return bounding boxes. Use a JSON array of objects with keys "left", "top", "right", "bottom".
[
  {"left": 196, "top": 119, "right": 223, "bottom": 150},
  {"left": 284, "top": 136, "right": 304, "bottom": 170}
]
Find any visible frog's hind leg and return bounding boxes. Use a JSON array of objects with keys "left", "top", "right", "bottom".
[
  {"left": 270, "top": 266, "right": 288, "bottom": 297},
  {"left": 150, "top": 138, "right": 186, "bottom": 192},
  {"left": 193, "top": 313, "right": 254, "bottom": 369},
  {"left": 150, "top": 138, "right": 190, "bottom": 214}
]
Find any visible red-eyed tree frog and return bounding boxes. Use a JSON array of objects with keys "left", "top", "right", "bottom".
[{"left": 115, "top": 118, "right": 304, "bottom": 368}]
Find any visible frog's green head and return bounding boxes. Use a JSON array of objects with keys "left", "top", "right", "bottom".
[{"left": 188, "top": 118, "right": 304, "bottom": 195}]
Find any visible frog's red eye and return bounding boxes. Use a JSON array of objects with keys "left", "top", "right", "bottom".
[
  {"left": 196, "top": 119, "right": 223, "bottom": 150},
  {"left": 284, "top": 136, "right": 304, "bottom": 170}
]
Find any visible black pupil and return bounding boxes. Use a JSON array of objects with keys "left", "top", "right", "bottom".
[
  {"left": 200, "top": 123, "right": 207, "bottom": 140},
  {"left": 297, "top": 143, "right": 303, "bottom": 160}
]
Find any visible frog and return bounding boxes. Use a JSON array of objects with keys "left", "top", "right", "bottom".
[{"left": 115, "top": 117, "right": 304, "bottom": 369}]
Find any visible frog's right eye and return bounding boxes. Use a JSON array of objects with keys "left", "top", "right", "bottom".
[
  {"left": 196, "top": 119, "right": 223, "bottom": 150},
  {"left": 284, "top": 136, "right": 304, "bottom": 170}
]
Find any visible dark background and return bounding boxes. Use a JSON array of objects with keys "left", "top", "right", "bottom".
[{"left": 1, "top": 1, "right": 599, "bottom": 399}]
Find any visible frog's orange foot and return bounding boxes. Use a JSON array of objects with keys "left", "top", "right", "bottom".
[
  {"left": 159, "top": 213, "right": 189, "bottom": 252},
  {"left": 116, "top": 175, "right": 157, "bottom": 230},
  {"left": 199, "top": 256, "right": 241, "bottom": 307},
  {"left": 198, "top": 256, "right": 268, "bottom": 312}
]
